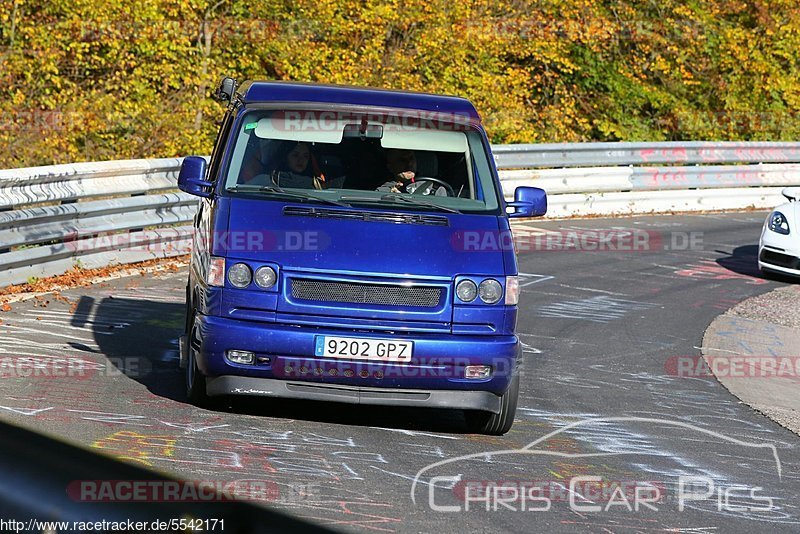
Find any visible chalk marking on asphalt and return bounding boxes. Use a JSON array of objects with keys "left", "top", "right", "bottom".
[
  {"left": 695, "top": 345, "right": 743, "bottom": 355},
  {"left": 15, "top": 314, "right": 129, "bottom": 331},
  {"left": 159, "top": 421, "right": 231, "bottom": 432},
  {"left": 340, "top": 463, "right": 364, "bottom": 480},
  {"left": 519, "top": 340, "right": 542, "bottom": 354},
  {"left": 651, "top": 262, "right": 687, "bottom": 270},
  {"left": 65, "top": 409, "right": 152, "bottom": 426},
  {"left": 509, "top": 224, "right": 559, "bottom": 234},
  {"left": 368, "top": 427, "right": 460, "bottom": 440},
  {"left": 517, "top": 332, "right": 598, "bottom": 347},
  {"left": 537, "top": 296, "right": 658, "bottom": 323},
  {"left": 0, "top": 338, "right": 80, "bottom": 352},
  {"left": 0, "top": 406, "right": 54, "bottom": 416},
  {"left": 0, "top": 324, "right": 98, "bottom": 343},
  {"left": 517, "top": 273, "right": 555, "bottom": 287},
  {"left": 17, "top": 310, "right": 130, "bottom": 329},
  {"left": 370, "top": 466, "right": 461, "bottom": 488},
  {"left": 0, "top": 350, "right": 81, "bottom": 358},
  {"left": 555, "top": 284, "right": 630, "bottom": 296}
]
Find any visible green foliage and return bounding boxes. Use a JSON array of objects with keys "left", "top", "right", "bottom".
[{"left": 0, "top": 0, "right": 799, "bottom": 167}]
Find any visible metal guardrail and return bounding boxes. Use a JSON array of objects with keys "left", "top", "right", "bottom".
[
  {"left": 0, "top": 159, "right": 194, "bottom": 287},
  {"left": 492, "top": 141, "right": 800, "bottom": 168},
  {"left": 1, "top": 141, "right": 799, "bottom": 287},
  {"left": 494, "top": 141, "right": 800, "bottom": 218}
]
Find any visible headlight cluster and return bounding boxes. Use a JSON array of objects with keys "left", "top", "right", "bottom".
[
  {"left": 768, "top": 211, "right": 790, "bottom": 235},
  {"left": 207, "top": 257, "right": 277, "bottom": 289},
  {"left": 456, "top": 277, "right": 519, "bottom": 305}
]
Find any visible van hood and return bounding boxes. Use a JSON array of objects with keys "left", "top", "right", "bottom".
[{"left": 218, "top": 197, "right": 507, "bottom": 278}]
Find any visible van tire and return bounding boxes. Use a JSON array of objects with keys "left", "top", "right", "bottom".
[
  {"left": 186, "top": 345, "right": 211, "bottom": 406},
  {"left": 184, "top": 302, "right": 211, "bottom": 407},
  {"left": 465, "top": 373, "right": 519, "bottom": 435}
]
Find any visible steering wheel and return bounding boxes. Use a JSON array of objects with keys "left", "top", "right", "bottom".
[{"left": 400, "top": 176, "right": 456, "bottom": 197}]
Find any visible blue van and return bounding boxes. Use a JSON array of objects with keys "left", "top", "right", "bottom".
[{"left": 178, "top": 79, "right": 546, "bottom": 434}]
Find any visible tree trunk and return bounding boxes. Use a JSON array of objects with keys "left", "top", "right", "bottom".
[
  {"left": 9, "top": 0, "right": 19, "bottom": 47},
  {"left": 193, "top": 18, "right": 213, "bottom": 131}
]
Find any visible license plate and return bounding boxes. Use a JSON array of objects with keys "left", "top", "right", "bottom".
[{"left": 315, "top": 336, "right": 413, "bottom": 362}]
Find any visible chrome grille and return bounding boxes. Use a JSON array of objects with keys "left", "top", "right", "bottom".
[{"left": 291, "top": 279, "right": 441, "bottom": 307}]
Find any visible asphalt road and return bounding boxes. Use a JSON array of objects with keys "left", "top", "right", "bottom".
[{"left": 1, "top": 212, "right": 799, "bottom": 533}]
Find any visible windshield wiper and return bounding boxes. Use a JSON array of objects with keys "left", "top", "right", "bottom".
[
  {"left": 377, "top": 194, "right": 461, "bottom": 213},
  {"left": 228, "top": 185, "right": 351, "bottom": 208},
  {"left": 339, "top": 194, "right": 461, "bottom": 213}
]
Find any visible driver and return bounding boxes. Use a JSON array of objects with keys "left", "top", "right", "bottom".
[
  {"left": 375, "top": 149, "right": 449, "bottom": 195},
  {"left": 376, "top": 149, "right": 417, "bottom": 193}
]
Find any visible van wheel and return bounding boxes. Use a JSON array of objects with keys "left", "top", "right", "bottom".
[
  {"left": 186, "top": 344, "right": 211, "bottom": 406},
  {"left": 465, "top": 374, "right": 519, "bottom": 435},
  {"left": 185, "top": 305, "right": 210, "bottom": 407}
]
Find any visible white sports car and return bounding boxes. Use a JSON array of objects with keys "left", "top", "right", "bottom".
[{"left": 759, "top": 187, "right": 800, "bottom": 278}]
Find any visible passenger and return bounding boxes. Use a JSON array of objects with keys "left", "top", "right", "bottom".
[
  {"left": 239, "top": 154, "right": 263, "bottom": 184},
  {"left": 271, "top": 141, "right": 323, "bottom": 189},
  {"left": 238, "top": 136, "right": 270, "bottom": 184},
  {"left": 272, "top": 141, "right": 346, "bottom": 190}
]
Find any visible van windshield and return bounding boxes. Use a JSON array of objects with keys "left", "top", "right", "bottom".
[{"left": 222, "top": 109, "right": 500, "bottom": 213}]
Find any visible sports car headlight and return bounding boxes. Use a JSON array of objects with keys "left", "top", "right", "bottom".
[{"left": 768, "top": 211, "right": 790, "bottom": 235}]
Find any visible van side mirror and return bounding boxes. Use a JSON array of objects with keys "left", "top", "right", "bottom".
[
  {"left": 214, "top": 76, "right": 238, "bottom": 102},
  {"left": 507, "top": 186, "right": 547, "bottom": 218},
  {"left": 178, "top": 156, "right": 212, "bottom": 198}
]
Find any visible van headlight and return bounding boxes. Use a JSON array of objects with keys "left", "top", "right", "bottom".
[
  {"left": 254, "top": 266, "right": 277, "bottom": 289},
  {"left": 768, "top": 211, "right": 790, "bottom": 235},
  {"left": 227, "top": 262, "right": 252, "bottom": 288},
  {"left": 478, "top": 279, "right": 503, "bottom": 304},
  {"left": 456, "top": 280, "right": 478, "bottom": 302}
]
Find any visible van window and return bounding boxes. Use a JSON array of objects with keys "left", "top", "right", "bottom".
[{"left": 222, "top": 109, "right": 500, "bottom": 213}]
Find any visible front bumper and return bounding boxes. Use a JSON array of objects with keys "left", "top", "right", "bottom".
[
  {"left": 193, "top": 314, "right": 521, "bottom": 400},
  {"left": 206, "top": 376, "right": 503, "bottom": 413},
  {"left": 759, "top": 229, "right": 800, "bottom": 277}
]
